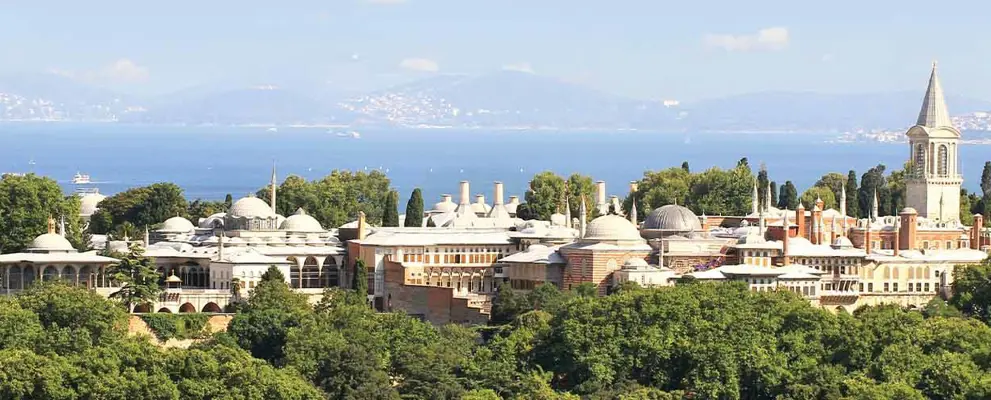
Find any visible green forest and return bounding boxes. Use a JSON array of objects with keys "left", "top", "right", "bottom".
[{"left": 3, "top": 261, "right": 991, "bottom": 399}]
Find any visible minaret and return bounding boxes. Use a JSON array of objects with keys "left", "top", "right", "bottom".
[
  {"left": 630, "top": 199, "right": 638, "bottom": 226},
  {"left": 579, "top": 194, "right": 588, "bottom": 238},
  {"left": 752, "top": 180, "right": 759, "bottom": 215},
  {"left": 270, "top": 161, "right": 277, "bottom": 214},
  {"left": 564, "top": 193, "right": 572, "bottom": 228},
  {"left": 872, "top": 188, "right": 879, "bottom": 221},
  {"left": 143, "top": 227, "right": 150, "bottom": 249},
  {"left": 758, "top": 210, "right": 765, "bottom": 237},
  {"left": 59, "top": 215, "right": 66, "bottom": 238},
  {"left": 840, "top": 185, "right": 847, "bottom": 217},
  {"left": 218, "top": 230, "right": 225, "bottom": 259}
]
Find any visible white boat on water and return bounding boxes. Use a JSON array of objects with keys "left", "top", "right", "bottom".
[{"left": 72, "top": 172, "right": 91, "bottom": 184}]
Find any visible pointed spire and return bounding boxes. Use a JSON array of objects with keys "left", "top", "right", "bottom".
[
  {"left": 765, "top": 184, "right": 772, "bottom": 212},
  {"left": 59, "top": 214, "right": 66, "bottom": 238},
  {"left": 564, "top": 192, "right": 572, "bottom": 228},
  {"left": 218, "top": 230, "right": 225, "bottom": 259},
  {"left": 630, "top": 198, "right": 638, "bottom": 226},
  {"left": 758, "top": 210, "right": 765, "bottom": 237},
  {"left": 143, "top": 227, "right": 150, "bottom": 248},
  {"left": 872, "top": 188, "right": 879, "bottom": 221},
  {"left": 752, "top": 180, "right": 759, "bottom": 215},
  {"left": 916, "top": 61, "right": 953, "bottom": 128},
  {"left": 579, "top": 194, "right": 588, "bottom": 238},
  {"left": 270, "top": 161, "right": 277, "bottom": 214},
  {"left": 840, "top": 184, "right": 847, "bottom": 217}
]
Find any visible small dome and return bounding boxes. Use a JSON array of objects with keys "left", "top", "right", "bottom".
[
  {"left": 280, "top": 208, "right": 323, "bottom": 232},
  {"left": 736, "top": 234, "right": 766, "bottom": 245},
  {"left": 643, "top": 204, "right": 702, "bottom": 232},
  {"left": 832, "top": 236, "right": 854, "bottom": 249},
  {"left": 787, "top": 236, "right": 813, "bottom": 248},
  {"left": 28, "top": 233, "right": 75, "bottom": 252},
  {"left": 623, "top": 258, "right": 649, "bottom": 269},
  {"left": 470, "top": 195, "right": 491, "bottom": 215},
  {"left": 228, "top": 196, "right": 275, "bottom": 218},
  {"left": 550, "top": 213, "right": 567, "bottom": 227},
  {"left": 433, "top": 195, "right": 457, "bottom": 213},
  {"left": 159, "top": 216, "right": 195, "bottom": 233},
  {"left": 165, "top": 274, "right": 182, "bottom": 283},
  {"left": 78, "top": 193, "right": 106, "bottom": 217},
  {"left": 900, "top": 207, "right": 918, "bottom": 215},
  {"left": 584, "top": 215, "right": 642, "bottom": 242}
]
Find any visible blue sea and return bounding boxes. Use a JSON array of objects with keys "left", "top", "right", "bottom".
[{"left": 0, "top": 123, "right": 985, "bottom": 211}]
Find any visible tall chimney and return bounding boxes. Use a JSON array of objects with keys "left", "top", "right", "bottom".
[
  {"left": 899, "top": 208, "right": 918, "bottom": 251},
  {"left": 972, "top": 214, "right": 984, "bottom": 250},
  {"left": 796, "top": 203, "right": 806, "bottom": 239},
  {"left": 781, "top": 209, "right": 790, "bottom": 266},
  {"left": 493, "top": 181, "right": 505, "bottom": 205},
  {"left": 864, "top": 223, "right": 872, "bottom": 255},
  {"left": 596, "top": 181, "right": 606, "bottom": 206},
  {"left": 508, "top": 195, "right": 519, "bottom": 205},
  {"left": 475, "top": 194, "right": 486, "bottom": 205},
  {"left": 629, "top": 181, "right": 638, "bottom": 193},
  {"left": 459, "top": 181, "right": 470, "bottom": 205},
  {"left": 357, "top": 211, "right": 367, "bottom": 240},
  {"left": 893, "top": 217, "right": 900, "bottom": 257}
]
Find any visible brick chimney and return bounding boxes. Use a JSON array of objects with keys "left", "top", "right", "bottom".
[
  {"left": 973, "top": 214, "right": 984, "bottom": 250},
  {"left": 899, "top": 207, "right": 918, "bottom": 251},
  {"left": 796, "top": 203, "right": 806, "bottom": 239}
]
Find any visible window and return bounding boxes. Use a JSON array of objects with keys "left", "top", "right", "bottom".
[
  {"left": 859, "top": 283, "right": 864, "bottom": 292},
  {"left": 925, "top": 283, "right": 930, "bottom": 292},
  {"left": 893, "top": 282, "right": 899, "bottom": 292},
  {"left": 868, "top": 283, "right": 874, "bottom": 292},
  {"left": 946, "top": 241, "right": 952, "bottom": 249},
  {"left": 938, "top": 144, "right": 948, "bottom": 176},
  {"left": 883, "top": 283, "right": 889, "bottom": 292},
  {"left": 914, "top": 144, "right": 926, "bottom": 176}
]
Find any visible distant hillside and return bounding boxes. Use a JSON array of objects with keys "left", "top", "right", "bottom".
[
  {"left": 2, "top": 70, "right": 990, "bottom": 132},
  {"left": 681, "top": 91, "right": 991, "bottom": 132}
]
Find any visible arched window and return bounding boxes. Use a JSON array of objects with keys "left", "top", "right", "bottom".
[
  {"left": 914, "top": 143, "right": 926, "bottom": 176},
  {"left": 938, "top": 145, "right": 949, "bottom": 176}
]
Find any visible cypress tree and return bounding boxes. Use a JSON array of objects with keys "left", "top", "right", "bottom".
[
  {"left": 404, "top": 188, "right": 424, "bottom": 227},
  {"left": 352, "top": 259, "right": 368, "bottom": 297},
  {"left": 859, "top": 165, "right": 886, "bottom": 218},
  {"left": 846, "top": 170, "right": 859, "bottom": 218},
  {"left": 981, "top": 161, "right": 991, "bottom": 198},
  {"left": 224, "top": 193, "right": 233, "bottom": 210},
  {"left": 778, "top": 181, "right": 798, "bottom": 209},
  {"left": 757, "top": 165, "right": 770, "bottom": 210},
  {"left": 681, "top": 161, "right": 690, "bottom": 173},
  {"left": 425, "top": 216, "right": 436, "bottom": 227},
  {"left": 769, "top": 181, "right": 777, "bottom": 206},
  {"left": 382, "top": 190, "right": 399, "bottom": 227}
]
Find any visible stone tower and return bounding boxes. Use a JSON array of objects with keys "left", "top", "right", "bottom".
[{"left": 905, "top": 62, "right": 962, "bottom": 222}]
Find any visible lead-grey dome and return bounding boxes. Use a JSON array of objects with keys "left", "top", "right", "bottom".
[{"left": 643, "top": 204, "right": 702, "bottom": 232}]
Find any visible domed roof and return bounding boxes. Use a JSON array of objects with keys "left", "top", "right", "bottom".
[
  {"left": 900, "top": 207, "right": 918, "bottom": 215},
  {"left": 159, "top": 216, "right": 195, "bottom": 233},
  {"left": 433, "top": 195, "right": 456, "bottom": 213},
  {"left": 470, "top": 195, "right": 491, "bottom": 215},
  {"left": 228, "top": 196, "right": 275, "bottom": 218},
  {"left": 623, "top": 258, "right": 649, "bottom": 269},
  {"left": 28, "top": 233, "right": 75, "bottom": 252},
  {"left": 199, "top": 212, "right": 226, "bottom": 228},
  {"left": 736, "top": 234, "right": 766, "bottom": 245},
  {"left": 79, "top": 193, "right": 106, "bottom": 217},
  {"left": 280, "top": 208, "right": 323, "bottom": 232},
  {"left": 550, "top": 213, "right": 567, "bottom": 227},
  {"left": 583, "top": 215, "right": 642, "bottom": 242},
  {"left": 788, "top": 236, "right": 813, "bottom": 248},
  {"left": 643, "top": 204, "right": 702, "bottom": 232},
  {"left": 831, "top": 236, "right": 854, "bottom": 249}
]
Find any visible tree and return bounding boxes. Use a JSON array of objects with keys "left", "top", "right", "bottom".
[
  {"left": 886, "top": 163, "right": 911, "bottom": 217},
  {"left": 224, "top": 193, "right": 233, "bottom": 210},
  {"left": 757, "top": 164, "right": 770, "bottom": 210},
  {"left": 846, "top": 170, "right": 860, "bottom": 218},
  {"left": 0, "top": 174, "right": 83, "bottom": 253},
  {"left": 382, "top": 190, "right": 400, "bottom": 227},
  {"left": 778, "top": 181, "right": 799, "bottom": 209},
  {"left": 227, "top": 266, "right": 312, "bottom": 366},
  {"left": 769, "top": 181, "right": 777, "bottom": 206},
  {"left": 687, "top": 165, "right": 753, "bottom": 216},
  {"left": 257, "top": 170, "right": 392, "bottom": 227},
  {"left": 950, "top": 260, "right": 991, "bottom": 323},
  {"left": 187, "top": 199, "right": 226, "bottom": 222},
  {"left": 624, "top": 168, "right": 691, "bottom": 215},
  {"left": 799, "top": 186, "right": 837, "bottom": 211},
  {"left": 815, "top": 172, "right": 847, "bottom": 203},
  {"left": 491, "top": 282, "right": 524, "bottom": 325},
  {"left": 107, "top": 245, "right": 162, "bottom": 312},
  {"left": 404, "top": 188, "right": 424, "bottom": 227},
  {"left": 89, "top": 182, "right": 187, "bottom": 234},
  {"left": 859, "top": 165, "right": 887, "bottom": 218},
  {"left": 523, "top": 172, "right": 596, "bottom": 221},
  {"left": 353, "top": 259, "right": 369, "bottom": 297},
  {"left": 982, "top": 161, "right": 991, "bottom": 199},
  {"left": 681, "top": 161, "right": 690, "bottom": 173}
]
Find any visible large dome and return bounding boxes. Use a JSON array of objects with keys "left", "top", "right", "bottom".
[
  {"left": 643, "top": 204, "right": 702, "bottom": 232},
  {"left": 281, "top": 208, "right": 323, "bottom": 232},
  {"left": 228, "top": 196, "right": 275, "bottom": 218},
  {"left": 159, "top": 216, "right": 195, "bottom": 232},
  {"left": 79, "top": 193, "right": 106, "bottom": 217},
  {"left": 28, "top": 233, "right": 75, "bottom": 252},
  {"left": 583, "top": 215, "right": 642, "bottom": 242}
]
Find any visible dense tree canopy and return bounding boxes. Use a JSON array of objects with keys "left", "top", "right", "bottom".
[
  {"left": 799, "top": 186, "right": 837, "bottom": 211},
  {"left": 523, "top": 172, "right": 597, "bottom": 221},
  {"left": 846, "top": 170, "right": 860, "bottom": 218},
  {"left": 404, "top": 188, "right": 424, "bottom": 227},
  {"left": 89, "top": 182, "right": 188, "bottom": 236},
  {"left": 257, "top": 170, "right": 391, "bottom": 228},
  {"left": 778, "top": 180, "right": 798, "bottom": 209},
  {"left": 0, "top": 174, "right": 83, "bottom": 253}
]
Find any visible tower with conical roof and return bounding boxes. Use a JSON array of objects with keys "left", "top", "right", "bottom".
[{"left": 906, "top": 61, "right": 962, "bottom": 222}]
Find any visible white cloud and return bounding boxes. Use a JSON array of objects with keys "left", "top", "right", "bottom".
[
  {"left": 47, "top": 58, "right": 150, "bottom": 84},
  {"left": 703, "top": 27, "right": 790, "bottom": 52},
  {"left": 502, "top": 62, "right": 535, "bottom": 74},
  {"left": 100, "top": 58, "right": 149, "bottom": 82},
  {"left": 399, "top": 57, "right": 439, "bottom": 72}
]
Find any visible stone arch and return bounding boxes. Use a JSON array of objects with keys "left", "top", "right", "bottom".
[
  {"left": 60, "top": 265, "right": 76, "bottom": 282},
  {"left": 288, "top": 257, "right": 301, "bottom": 288},
  {"left": 22, "top": 265, "right": 35, "bottom": 288},
  {"left": 201, "top": 302, "right": 222, "bottom": 313},
  {"left": 322, "top": 257, "right": 340, "bottom": 287},
  {"left": 42, "top": 266, "right": 59, "bottom": 282},
  {"left": 157, "top": 307, "right": 172, "bottom": 313},
  {"left": 937, "top": 144, "right": 948, "bottom": 176},
  {"left": 302, "top": 257, "right": 320, "bottom": 288},
  {"left": 892, "top": 268, "right": 899, "bottom": 279},
  {"left": 77, "top": 266, "right": 94, "bottom": 288},
  {"left": 8, "top": 266, "right": 23, "bottom": 290},
  {"left": 133, "top": 303, "right": 152, "bottom": 313},
  {"left": 914, "top": 143, "right": 926, "bottom": 176},
  {"left": 179, "top": 303, "right": 196, "bottom": 313}
]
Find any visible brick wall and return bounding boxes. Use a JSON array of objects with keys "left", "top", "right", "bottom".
[{"left": 382, "top": 260, "right": 487, "bottom": 325}]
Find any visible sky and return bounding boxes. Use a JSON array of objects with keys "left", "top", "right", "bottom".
[{"left": 1, "top": 0, "right": 989, "bottom": 102}]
